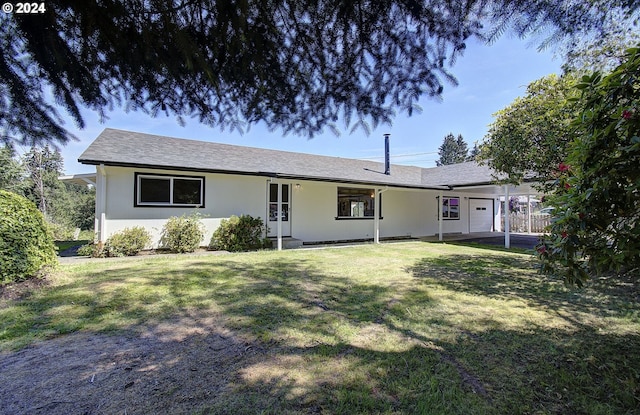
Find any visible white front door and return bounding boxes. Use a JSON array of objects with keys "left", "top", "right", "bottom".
[{"left": 267, "top": 183, "right": 291, "bottom": 237}]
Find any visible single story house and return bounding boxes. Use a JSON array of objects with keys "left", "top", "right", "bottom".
[{"left": 64, "top": 128, "right": 538, "bottom": 249}]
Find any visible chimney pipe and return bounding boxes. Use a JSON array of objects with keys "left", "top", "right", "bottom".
[{"left": 384, "top": 133, "right": 390, "bottom": 175}]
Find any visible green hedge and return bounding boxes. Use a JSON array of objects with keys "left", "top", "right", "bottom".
[{"left": 0, "top": 190, "right": 57, "bottom": 284}]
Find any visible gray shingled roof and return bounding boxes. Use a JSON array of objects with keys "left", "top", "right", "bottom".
[
  {"left": 78, "top": 128, "right": 500, "bottom": 189},
  {"left": 421, "top": 161, "right": 501, "bottom": 186}
]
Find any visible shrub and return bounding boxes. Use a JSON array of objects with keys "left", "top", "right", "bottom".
[
  {"left": 104, "top": 227, "right": 151, "bottom": 257},
  {"left": 76, "top": 243, "right": 99, "bottom": 257},
  {"left": 209, "top": 215, "right": 270, "bottom": 252},
  {"left": 160, "top": 213, "right": 204, "bottom": 253},
  {"left": 537, "top": 47, "right": 640, "bottom": 285},
  {"left": 47, "top": 222, "right": 75, "bottom": 241},
  {"left": 0, "top": 190, "right": 57, "bottom": 284}
]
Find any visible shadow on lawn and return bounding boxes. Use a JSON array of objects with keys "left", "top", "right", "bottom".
[
  {"left": 156, "top": 256, "right": 640, "bottom": 414},
  {"left": 2, "top": 256, "right": 639, "bottom": 414},
  {"left": 407, "top": 253, "right": 639, "bottom": 322}
]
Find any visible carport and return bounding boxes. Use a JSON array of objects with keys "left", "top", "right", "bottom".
[{"left": 422, "top": 232, "right": 541, "bottom": 250}]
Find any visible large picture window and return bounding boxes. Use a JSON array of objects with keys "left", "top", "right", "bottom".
[
  {"left": 337, "top": 187, "right": 381, "bottom": 219},
  {"left": 441, "top": 196, "right": 460, "bottom": 219},
  {"left": 135, "top": 173, "right": 204, "bottom": 207}
]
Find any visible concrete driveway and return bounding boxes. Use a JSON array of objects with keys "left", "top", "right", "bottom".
[
  {"left": 453, "top": 234, "right": 541, "bottom": 250},
  {"left": 421, "top": 232, "right": 542, "bottom": 250}
]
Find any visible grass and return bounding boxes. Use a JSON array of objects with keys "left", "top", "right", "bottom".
[
  {"left": 2, "top": 241, "right": 639, "bottom": 414},
  {"left": 54, "top": 239, "right": 90, "bottom": 253}
]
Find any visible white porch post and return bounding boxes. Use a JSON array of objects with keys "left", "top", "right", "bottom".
[
  {"left": 527, "top": 194, "right": 532, "bottom": 234},
  {"left": 374, "top": 188, "right": 380, "bottom": 244},
  {"left": 438, "top": 191, "right": 443, "bottom": 241},
  {"left": 97, "top": 164, "right": 107, "bottom": 243},
  {"left": 504, "top": 185, "right": 510, "bottom": 248},
  {"left": 277, "top": 181, "right": 283, "bottom": 251}
]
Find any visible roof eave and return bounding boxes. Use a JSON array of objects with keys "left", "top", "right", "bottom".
[{"left": 78, "top": 159, "right": 448, "bottom": 191}]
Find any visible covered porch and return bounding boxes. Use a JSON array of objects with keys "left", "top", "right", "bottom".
[{"left": 420, "top": 232, "right": 541, "bottom": 250}]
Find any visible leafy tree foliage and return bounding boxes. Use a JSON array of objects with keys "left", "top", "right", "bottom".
[
  {"left": 537, "top": 46, "right": 640, "bottom": 286},
  {"left": 1, "top": 0, "right": 637, "bottom": 146},
  {"left": 436, "top": 133, "right": 468, "bottom": 166},
  {"left": 65, "top": 184, "right": 96, "bottom": 231},
  {"left": 479, "top": 74, "right": 581, "bottom": 187},
  {"left": 1, "top": 146, "right": 95, "bottom": 231}
]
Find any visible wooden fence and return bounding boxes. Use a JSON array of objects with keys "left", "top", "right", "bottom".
[{"left": 501, "top": 213, "right": 551, "bottom": 233}]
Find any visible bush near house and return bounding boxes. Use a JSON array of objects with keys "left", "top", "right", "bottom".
[
  {"left": 160, "top": 213, "right": 205, "bottom": 253},
  {"left": 209, "top": 215, "right": 270, "bottom": 252},
  {"left": 103, "top": 226, "right": 151, "bottom": 257},
  {"left": 0, "top": 190, "right": 57, "bottom": 284},
  {"left": 537, "top": 46, "right": 640, "bottom": 285},
  {"left": 76, "top": 242, "right": 99, "bottom": 257}
]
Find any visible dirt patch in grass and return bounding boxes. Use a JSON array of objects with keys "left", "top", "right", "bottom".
[
  {"left": 0, "top": 277, "right": 52, "bottom": 303},
  {"left": 0, "top": 312, "right": 264, "bottom": 415}
]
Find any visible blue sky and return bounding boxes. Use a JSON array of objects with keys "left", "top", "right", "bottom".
[{"left": 59, "top": 35, "right": 562, "bottom": 175}]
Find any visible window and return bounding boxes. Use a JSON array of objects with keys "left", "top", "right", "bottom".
[
  {"left": 337, "top": 187, "right": 381, "bottom": 219},
  {"left": 441, "top": 196, "right": 460, "bottom": 219},
  {"left": 135, "top": 173, "right": 204, "bottom": 207}
]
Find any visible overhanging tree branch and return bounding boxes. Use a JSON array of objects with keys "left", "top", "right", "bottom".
[{"left": 1, "top": 0, "right": 637, "bottom": 146}]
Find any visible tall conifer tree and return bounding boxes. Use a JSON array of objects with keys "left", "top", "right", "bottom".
[{"left": 436, "top": 133, "right": 468, "bottom": 166}]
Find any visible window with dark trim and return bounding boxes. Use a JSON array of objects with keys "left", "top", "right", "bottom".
[
  {"left": 441, "top": 196, "right": 460, "bottom": 220},
  {"left": 135, "top": 173, "right": 205, "bottom": 207},
  {"left": 336, "top": 187, "right": 381, "bottom": 219}
]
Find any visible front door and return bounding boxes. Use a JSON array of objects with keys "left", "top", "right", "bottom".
[{"left": 267, "top": 183, "right": 291, "bottom": 237}]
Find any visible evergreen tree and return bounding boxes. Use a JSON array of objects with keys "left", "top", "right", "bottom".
[
  {"left": 467, "top": 143, "right": 480, "bottom": 161},
  {"left": 0, "top": 145, "right": 26, "bottom": 194},
  {"left": 436, "top": 133, "right": 468, "bottom": 166},
  {"left": 0, "top": 1, "right": 637, "bottom": 146},
  {"left": 23, "top": 146, "right": 65, "bottom": 220}
]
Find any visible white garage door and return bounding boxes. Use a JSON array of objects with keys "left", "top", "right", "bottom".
[{"left": 469, "top": 199, "right": 494, "bottom": 232}]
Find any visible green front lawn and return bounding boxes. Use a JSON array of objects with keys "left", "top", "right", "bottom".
[
  {"left": 54, "top": 239, "right": 90, "bottom": 253},
  {"left": 1, "top": 242, "right": 638, "bottom": 414}
]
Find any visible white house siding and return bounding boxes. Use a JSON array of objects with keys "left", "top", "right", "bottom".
[
  {"left": 378, "top": 189, "right": 434, "bottom": 238},
  {"left": 97, "top": 166, "right": 504, "bottom": 248},
  {"left": 289, "top": 181, "right": 375, "bottom": 242},
  {"left": 289, "top": 183, "right": 453, "bottom": 242},
  {"left": 101, "top": 166, "right": 268, "bottom": 247}
]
